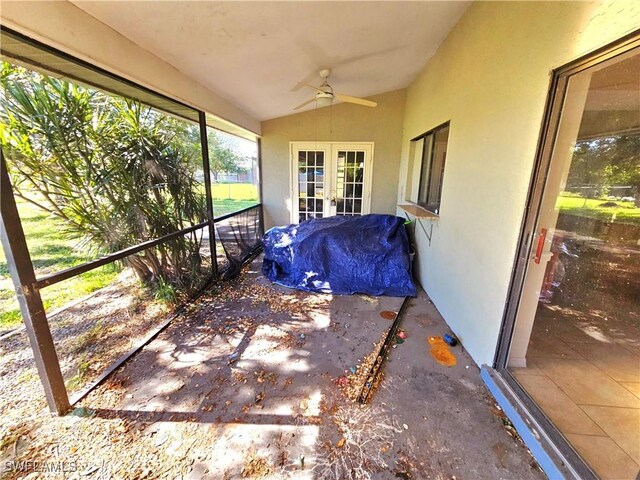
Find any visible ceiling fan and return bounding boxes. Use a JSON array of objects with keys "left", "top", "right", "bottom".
[{"left": 294, "top": 69, "right": 378, "bottom": 111}]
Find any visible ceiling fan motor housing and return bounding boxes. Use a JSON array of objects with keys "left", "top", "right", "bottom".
[
  {"left": 316, "top": 92, "right": 333, "bottom": 107},
  {"left": 316, "top": 83, "right": 334, "bottom": 106},
  {"left": 294, "top": 67, "right": 377, "bottom": 110}
]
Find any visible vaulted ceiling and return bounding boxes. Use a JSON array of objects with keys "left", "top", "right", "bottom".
[{"left": 72, "top": 1, "right": 470, "bottom": 121}]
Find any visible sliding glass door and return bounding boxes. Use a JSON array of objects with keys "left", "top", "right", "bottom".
[{"left": 502, "top": 41, "right": 640, "bottom": 479}]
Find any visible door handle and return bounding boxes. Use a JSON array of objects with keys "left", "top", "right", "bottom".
[{"left": 533, "top": 228, "right": 547, "bottom": 264}]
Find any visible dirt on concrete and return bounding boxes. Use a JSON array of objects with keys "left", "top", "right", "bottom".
[{"left": 0, "top": 257, "right": 544, "bottom": 479}]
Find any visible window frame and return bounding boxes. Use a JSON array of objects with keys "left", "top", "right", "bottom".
[{"left": 412, "top": 121, "right": 450, "bottom": 214}]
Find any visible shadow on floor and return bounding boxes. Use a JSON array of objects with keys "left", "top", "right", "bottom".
[{"left": 6, "top": 257, "right": 544, "bottom": 479}]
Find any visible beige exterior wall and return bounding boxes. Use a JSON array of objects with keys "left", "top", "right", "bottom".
[
  {"left": 397, "top": 1, "right": 640, "bottom": 366},
  {"left": 261, "top": 89, "right": 406, "bottom": 228},
  {"left": 0, "top": 0, "right": 260, "bottom": 136}
]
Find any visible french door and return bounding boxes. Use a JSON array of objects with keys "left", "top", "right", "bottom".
[{"left": 290, "top": 142, "right": 373, "bottom": 224}]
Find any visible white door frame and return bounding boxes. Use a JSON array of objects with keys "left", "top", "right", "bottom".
[{"left": 289, "top": 141, "right": 374, "bottom": 224}]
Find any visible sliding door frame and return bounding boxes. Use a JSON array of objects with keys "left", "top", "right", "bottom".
[{"left": 492, "top": 30, "right": 640, "bottom": 480}]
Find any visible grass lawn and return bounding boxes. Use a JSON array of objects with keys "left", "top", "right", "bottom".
[
  {"left": 0, "top": 200, "right": 120, "bottom": 331},
  {"left": 213, "top": 199, "right": 260, "bottom": 217},
  {"left": 557, "top": 194, "right": 640, "bottom": 225},
  {"left": 212, "top": 182, "right": 259, "bottom": 217},
  {"left": 1, "top": 184, "right": 259, "bottom": 331}
]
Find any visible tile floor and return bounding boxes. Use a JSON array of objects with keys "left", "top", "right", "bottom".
[{"left": 511, "top": 305, "right": 640, "bottom": 479}]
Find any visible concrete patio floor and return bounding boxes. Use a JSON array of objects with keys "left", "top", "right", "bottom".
[{"left": 18, "top": 256, "right": 544, "bottom": 479}]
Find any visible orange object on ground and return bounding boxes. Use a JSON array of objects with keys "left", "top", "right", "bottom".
[
  {"left": 380, "top": 311, "right": 397, "bottom": 320},
  {"left": 427, "top": 336, "right": 457, "bottom": 366}
]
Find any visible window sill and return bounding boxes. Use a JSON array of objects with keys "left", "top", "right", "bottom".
[{"left": 398, "top": 204, "right": 439, "bottom": 220}]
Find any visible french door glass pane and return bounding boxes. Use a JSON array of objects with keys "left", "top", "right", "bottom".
[
  {"left": 297, "top": 151, "right": 325, "bottom": 222},
  {"left": 336, "top": 149, "right": 366, "bottom": 216},
  {"left": 507, "top": 48, "right": 640, "bottom": 480}
]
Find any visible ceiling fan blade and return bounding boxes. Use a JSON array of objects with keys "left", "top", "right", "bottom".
[
  {"left": 303, "top": 83, "right": 324, "bottom": 93},
  {"left": 291, "top": 71, "right": 322, "bottom": 92},
  {"left": 294, "top": 98, "right": 316, "bottom": 110},
  {"left": 335, "top": 93, "right": 377, "bottom": 107}
]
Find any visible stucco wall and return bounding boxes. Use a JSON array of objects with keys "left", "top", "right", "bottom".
[
  {"left": 397, "top": 1, "right": 640, "bottom": 366},
  {"left": 0, "top": 1, "right": 260, "bottom": 136},
  {"left": 261, "top": 89, "right": 406, "bottom": 228}
]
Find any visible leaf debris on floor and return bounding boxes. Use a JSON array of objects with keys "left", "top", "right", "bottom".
[{"left": 0, "top": 259, "right": 543, "bottom": 480}]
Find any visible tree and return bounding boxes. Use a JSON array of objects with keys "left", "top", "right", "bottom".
[
  {"left": 567, "top": 134, "right": 640, "bottom": 206},
  {"left": 207, "top": 130, "right": 248, "bottom": 181},
  {"left": 0, "top": 63, "right": 208, "bottom": 291}
]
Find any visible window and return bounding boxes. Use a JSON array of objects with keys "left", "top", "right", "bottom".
[{"left": 411, "top": 122, "right": 450, "bottom": 214}]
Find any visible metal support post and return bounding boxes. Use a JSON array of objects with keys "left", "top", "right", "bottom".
[
  {"left": 198, "top": 112, "right": 218, "bottom": 279},
  {"left": 0, "top": 150, "right": 70, "bottom": 415},
  {"left": 257, "top": 138, "right": 265, "bottom": 236}
]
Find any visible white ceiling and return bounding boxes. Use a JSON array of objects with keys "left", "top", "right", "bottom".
[{"left": 72, "top": 1, "right": 470, "bottom": 121}]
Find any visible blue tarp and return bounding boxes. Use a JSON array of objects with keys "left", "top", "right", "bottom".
[{"left": 262, "top": 214, "right": 416, "bottom": 297}]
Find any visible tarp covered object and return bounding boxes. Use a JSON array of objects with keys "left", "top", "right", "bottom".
[{"left": 262, "top": 214, "right": 416, "bottom": 297}]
